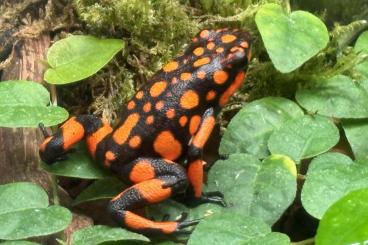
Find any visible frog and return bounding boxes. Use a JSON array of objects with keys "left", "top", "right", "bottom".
[{"left": 39, "top": 28, "right": 252, "bottom": 234}]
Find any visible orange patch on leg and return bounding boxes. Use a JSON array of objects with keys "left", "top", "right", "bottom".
[
  {"left": 189, "top": 115, "right": 201, "bottom": 135},
  {"left": 113, "top": 113, "right": 140, "bottom": 145},
  {"left": 192, "top": 116, "right": 215, "bottom": 148},
  {"left": 86, "top": 123, "right": 113, "bottom": 157},
  {"left": 124, "top": 211, "right": 178, "bottom": 234},
  {"left": 188, "top": 159, "right": 203, "bottom": 198},
  {"left": 136, "top": 179, "right": 172, "bottom": 203},
  {"left": 129, "top": 160, "right": 156, "bottom": 183},
  {"left": 61, "top": 117, "right": 85, "bottom": 150},
  {"left": 153, "top": 131, "right": 182, "bottom": 160},
  {"left": 206, "top": 90, "right": 216, "bottom": 101},
  {"left": 104, "top": 150, "right": 116, "bottom": 167},
  {"left": 129, "top": 135, "right": 142, "bottom": 149},
  {"left": 179, "top": 116, "right": 188, "bottom": 127},
  {"left": 219, "top": 71, "right": 245, "bottom": 106},
  {"left": 180, "top": 90, "right": 199, "bottom": 109},
  {"left": 39, "top": 136, "right": 52, "bottom": 152}
]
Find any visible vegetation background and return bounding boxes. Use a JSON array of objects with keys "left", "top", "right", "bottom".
[{"left": 0, "top": 0, "right": 368, "bottom": 244}]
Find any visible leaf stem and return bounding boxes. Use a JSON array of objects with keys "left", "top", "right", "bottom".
[
  {"left": 51, "top": 174, "right": 60, "bottom": 205},
  {"left": 291, "top": 237, "right": 315, "bottom": 245},
  {"left": 282, "top": 0, "right": 291, "bottom": 14}
]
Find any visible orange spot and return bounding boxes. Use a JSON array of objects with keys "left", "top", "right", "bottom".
[
  {"left": 104, "top": 150, "right": 116, "bottom": 167},
  {"left": 61, "top": 117, "right": 85, "bottom": 150},
  {"left": 240, "top": 41, "right": 249, "bottom": 48},
  {"left": 136, "top": 91, "right": 144, "bottom": 99},
  {"left": 163, "top": 61, "right": 179, "bottom": 72},
  {"left": 124, "top": 210, "right": 177, "bottom": 234},
  {"left": 200, "top": 30, "right": 209, "bottom": 39},
  {"left": 112, "top": 113, "right": 140, "bottom": 145},
  {"left": 40, "top": 136, "right": 52, "bottom": 152},
  {"left": 146, "top": 115, "right": 154, "bottom": 125},
  {"left": 193, "top": 116, "right": 215, "bottom": 148},
  {"left": 171, "top": 77, "right": 178, "bottom": 84},
  {"left": 188, "top": 159, "right": 203, "bottom": 198},
  {"left": 155, "top": 101, "right": 164, "bottom": 110},
  {"left": 193, "top": 57, "right": 211, "bottom": 67},
  {"left": 213, "top": 70, "right": 228, "bottom": 84},
  {"left": 221, "top": 34, "right": 237, "bottom": 43},
  {"left": 190, "top": 115, "right": 201, "bottom": 135},
  {"left": 136, "top": 179, "right": 172, "bottom": 203},
  {"left": 86, "top": 123, "right": 113, "bottom": 157},
  {"left": 197, "top": 71, "right": 206, "bottom": 79},
  {"left": 193, "top": 47, "right": 204, "bottom": 56},
  {"left": 154, "top": 131, "right": 182, "bottom": 160},
  {"left": 179, "top": 116, "right": 188, "bottom": 127},
  {"left": 206, "top": 90, "right": 216, "bottom": 101},
  {"left": 231, "top": 46, "right": 244, "bottom": 53},
  {"left": 127, "top": 100, "right": 135, "bottom": 110},
  {"left": 166, "top": 108, "right": 176, "bottom": 119},
  {"left": 192, "top": 37, "right": 198, "bottom": 42},
  {"left": 180, "top": 72, "right": 192, "bottom": 81},
  {"left": 129, "top": 135, "right": 142, "bottom": 149},
  {"left": 219, "top": 71, "right": 245, "bottom": 106},
  {"left": 150, "top": 81, "right": 167, "bottom": 97},
  {"left": 129, "top": 160, "right": 155, "bottom": 183},
  {"left": 143, "top": 102, "right": 151, "bottom": 113},
  {"left": 207, "top": 42, "right": 215, "bottom": 50},
  {"left": 180, "top": 90, "right": 199, "bottom": 109},
  {"left": 216, "top": 47, "right": 224, "bottom": 53}
]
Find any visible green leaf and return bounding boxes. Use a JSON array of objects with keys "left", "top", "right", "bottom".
[
  {"left": 0, "top": 81, "right": 68, "bottom": 127},
  {"left": 73, "top": 177, "right": 127, "bottom": 205},
  {"left": 207, "top": 154, "right": 296, "bottom": 225},
  {"left": 0, "top": 206, "right": 72, "bottom": 240},
  {"left": 44, "top": 36, "right": 124, "bottom": 84},
  {"left": 219, "top": 97, "right": 304, "bottom": 158},
  {"left": 0, "top": 80, "right": 49, "bottom": 106},
  {"left": 296, "top": 75, "right": 368, "bottom": 118},
  {"left": 188, "top": 213, "right": 290, "bottom": 245},
  {"left": 0, "top": 241, "right": 40, "bottom": 245},
  {"left": 42, "top": 144, "right": 110, "bottom": 179},
  {"left": 301, "top": 152, "right": 368, "bottom": 219},
  {"left": 355, "top": 31, "right": 368, "bottom": 78},
  {"left": 0, "top": 182, "right": 48, "bottom": 215},
  {"left": 268, "top": 115, "right": 339, "bottom": 163},
  {"left": 342, "top": 119, "right": 368, "bottom": 161},
  {"left": 316, "top": 188, "right": 368, "bottom": 245},
  {"left": 255, "top": 3, "right": 328, "bottom": 73},
  {"left": 0, "top": 106, "right": 69, "bottom": 128},
  {"left": 71, "top": 225, "right": 149, "bottom": 245}
]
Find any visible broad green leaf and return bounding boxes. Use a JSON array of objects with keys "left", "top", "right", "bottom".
[
  {"left": 0, "top": 81, "right": 68, "bottom": 127},
  {"left": 219, "top": 97, "right": 304, "bottom": 158},
  {"left": 0, "top": 241, "right": 40, "bottom": 245},
  {"left": 301, "top": 152, "right": 368, "bottom": 219},
  {"left": 296, "top": 75, "right": 368, "bottom": 118},
  {"left": 342, "top": 119, "right": 368, "bottom": 161},
  {"left": 0, "top": 206, "right": 72, "bottom": 240},
  {"left": 147, "top": 154, "right": 297, "bottom": 227},
  {"left": 0, "top": 81, "right": 49, "bottom": 106},
  {"left": 73, "top": 177, "right": 126, "bottom": 205},
  {"left": 42, "top": 144, "right": 110, "bottom": 179},
  {"left": 44, "top": 36, "right": 124, "bottom": 84},
  {"left": 355, "top": 31, "right": 368, "bottom": 78},
  {"left": 316, "top": 188, "right": 368, "bottom": 245},
  {"left": 255, "top": 3, "right": 329, "bottom": 73},
  {"left": 188, "top": 213, "right": 290, "bottom": 245},
  {"left": 268, "top": 115, "right": 339, "bottom": 163},
  {"left": 0, "top": 106, "right": 68, "bottom": 127},
  {"left": 71, "top": 225, "right": 149, "bottom": 245},
  {"left": 0, "top": 182, "right": 48, "bottom": 215}
]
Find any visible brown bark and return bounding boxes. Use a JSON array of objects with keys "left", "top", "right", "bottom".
[{"left": 0, "top": 35, "right": 53, "bottom": 194}]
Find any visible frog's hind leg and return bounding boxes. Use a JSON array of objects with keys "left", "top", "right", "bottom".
[{"left": 108, "top": 157, "right": 199, "bottom": 234}]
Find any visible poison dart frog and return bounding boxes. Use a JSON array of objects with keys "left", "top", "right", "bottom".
[{"left": 39, "top": 28, "right": 252, "bottom": 234}]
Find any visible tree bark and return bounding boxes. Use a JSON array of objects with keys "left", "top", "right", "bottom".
[{"left": 0, "top": 35, "right": 53, "bottom": 193}]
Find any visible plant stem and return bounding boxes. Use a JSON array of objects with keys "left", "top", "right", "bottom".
[
  {"left": 51, "top": 174, "right": 60, "bottom": 205},
  {"left": 282, "top": 0, "right": 291, "bottom": 14}
]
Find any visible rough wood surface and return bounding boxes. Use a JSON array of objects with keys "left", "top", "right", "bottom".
[{"left": 0, "top": 35, "right": 53, "bottom": 193}]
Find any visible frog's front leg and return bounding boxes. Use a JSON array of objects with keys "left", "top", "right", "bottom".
[
  {"left": 108, "top": 157, "right": 199, "bottom": 234},
  {"left": 186, "top": 107, "right": 226, "bottom": 207}
]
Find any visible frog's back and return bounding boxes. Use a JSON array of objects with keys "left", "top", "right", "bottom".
[{"left": 100, "top": 28, "right": 252, "bottom": 166}]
